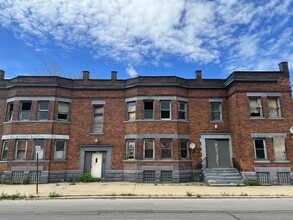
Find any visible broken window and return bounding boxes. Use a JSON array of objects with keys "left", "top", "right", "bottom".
[
  {"left": 254, "top": 139, "right": 267, "bottom": 160},
  {"left": 126, "top": 140, "right": 135, "bottom": 159},
  {"left": 19, "top": 101, "right": 32, "bottom": 120},
  {"left": 249, "top": 98, "right": 262, "bottom": 117}
]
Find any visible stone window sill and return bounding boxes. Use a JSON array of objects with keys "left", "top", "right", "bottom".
[
  {"left": 254, "top": 160, "right": 271, "bottom": 163},
  {"left": 273, "top": 160, "right": 290, "bottom": 164}
]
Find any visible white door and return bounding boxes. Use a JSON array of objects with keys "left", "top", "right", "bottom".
[{"left": 91, "top": 152, "right": 103, "bottom": 178}]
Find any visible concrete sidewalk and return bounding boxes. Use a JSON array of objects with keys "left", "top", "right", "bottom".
[{"left": 1, "top": 182, "right": 293, "bottom": 199}]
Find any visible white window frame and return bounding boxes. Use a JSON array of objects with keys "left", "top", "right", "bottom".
[
  {"left": 37, "top": 101, "right": 49, "bottom": 120},
  {"left": 160, "top": 138, "right": 172, "bottom": 159},
  {"left": 15, "top": 140, "right": 27, "bottom": 160},
  {"left": 19, "top": 101, "right": 32, "bottom": 120},
  {"left": 143, "top": 139, "right": 155, "bottom": 159},
  {"left": 249, "top": 97, "right": 263, "bottom": 118},
  {"left": 127, "top": 101, "right": 136, "bottom": 121},
  {"left": 33, "top": 139, "right": 45, "bottom": 160},
  {"left": 5, "top": 102, "right": 14, "bottom": 122},
  {"left": 57, "top": 102, "right": 70, "bottom": 121},
  {"left": 54, "top": 140, "right": 66, "bottom": 160},
  {"left": 178, "top": 101, "right": 187, "bottom": 120},
  {"left": 126, "top": 140, "right": 135, "bottom": 160},
  {"left": 92, "top": 105, "right": 104, "bottom": 133},
  {"left": 267, "top": 97, "right": 281, "bottom": 118},
  {"left": 253, "top": 139, "right": 267, "bottom": 160},
  {"left": 1, "top": 141, "right": 9, "bottom": 160},
  {"left": 210, "top": 102, "right": 222, "bottom": 121},
  {"left": 143, "top": 100, "right": 154, "bottom": 119},
  {"left": 160, "top": 100, "right": 171, "bottom": 120}
]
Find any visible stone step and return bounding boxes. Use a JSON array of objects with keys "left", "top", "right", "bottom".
[{"left": 204, "top": 168, "right": 244, "bottom": 186}]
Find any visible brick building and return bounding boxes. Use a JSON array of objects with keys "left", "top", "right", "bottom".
[{"left": 0, "top": 62, "right": 292, "bottom": 185}]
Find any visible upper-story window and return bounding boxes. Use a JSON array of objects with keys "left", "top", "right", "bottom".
[
  {"left": 160, "top": 100, "right": 171, "bottom": 119},
  {"left": 57, "top": 102, "right": 70, "bottom": 121},
  {"left": 178, "top": 102, "right": 187, "bottom": 120},
  {"left": 253, "top": 139, "right": 267, "bottom": 160},
  {"left": 249, "top": 97, "right": 262, "bottom": 117},
  {"left": 127, "top": 102, "right": 136, "bottom": 120},
  {"left": 267, "top": 97, "right": 281, "bottom": 118},
  {"left": 33, "top": 139, "right": 45, "bottom": 160},
  {"left": 54, "top": 140, "right": 66, "bottom": 160},
  {"left": 161, "top": 138, "right": 172, "bottom": 159},
  {"left": 210, "top": 102, "right": 222, "bottom": 121},
  {"left": 125, "top": 139, "right": 135, "bottom": 159},
  {"left": 143, "top": 139, "right": 154, "bottom": 159},
  {"left": 15, "top": 140, "right": 27, "bottom": 160},
  {"left": 37, "top": 101, "right": 49, "bottom": 120},
  {"left": 93, "top": 105, "right": 104, "bottom": 133},
  {"left": 144, "top": 100, "right": 154, "bottom": 119},
  {"left": 19, "top": 101, "right": 32, "bottom": 120},
  {"left": 1, "top": 141, "right": 9, "bottom": 160},
  {"left": 5, "top": 102, "right": 14, "bottom": 122}
]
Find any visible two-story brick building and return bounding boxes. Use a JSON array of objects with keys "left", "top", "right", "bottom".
[{"left": 0, "top": 62, "right": 292, "bottom": 185}]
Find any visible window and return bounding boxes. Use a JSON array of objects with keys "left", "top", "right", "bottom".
[
  {"left": 144, "top": 139, "right": 154, "bottom": 159},
  {"left": 273, "top": 136, "right": 286, "bottom": 161},
  {"left": 178, "top": 102, "right": 187, "bottom": 120},
  {"left": 15, "top": 140, "right": 27, "bottom": 160},
  {"left": 93, "top": 105, "right": 104, "bottom": 133},
  {"left": 249, "top": 98, "right": 262, "bottom": 117},
  {"left": 54, "top": 140, "right": 66, "bottom": 159},
  {"left": 33, "top": 139, "right": 45, "bottom": 160},
  {"left": 126, "top": 140, "right": 135, "bottom": 159},
  {"left": 180, "top": 139, "right": 189, "bottom": 159},
  {"left": 5, "top": 102, "right": 14, "bottom": 122},
  {"left": 19, "top": 101, "right": 32, "bottom": 120},
  {"left": 127, "top": 102, "right": 136, "bottom": 120},
  {"left": 210, "top": 102, "right": 222, "bottom": 121},
  {"left": 1, "top": 141, "right": 9, "bottom": 160},
  {"left": 254, "top": 139, "right": 267, "bottom": 160},
  {"left": 268, "top": 97, "right": 281, "bottom": 118},
  {"left": 37, "top": 101, "right": 49, "bottom": 120},
  {"left": 57, "top": 102, "right": 69, "bottom": 121},
  {"left": 161, "top": 138, "right": 172, "bottom": 159},
  {"left": 160, "top": 100, "right": 171, "bottom": 119},
  {"left": 144, "top": 100, "right": 154, "bottom": 119}
]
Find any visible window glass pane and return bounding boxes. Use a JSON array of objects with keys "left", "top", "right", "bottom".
[
  {"left": 128, "top": 102, "right": 136, "bottom": 112},
  {"left": 161, "top": 101, "right": 170, "bottom": 110},
  {"left": 38, "top": 101, "right": 49, "bottom": 110},
  {"left": 161, "top": 139, "right": 172, "bottom": 159},
  {"left": 144, "top": 110, "right": 153, "bottom": 119},
  {"left": 6, "top": 103, "right": 13, "bottom": 121},
  {"left": 211, "top": 112, "right": 221, "bottom": 121},
  {"left": 21, "top": 102, "right": 31, "bottom": 110},
  {"left": 55, "top": 141, "right": 65, "bottom": 159},
  {"left": 255, "top": 140, "right": 265, "bottom": 159},
  {"left": 33, "top": 140, "right": 45, "bottom": 160},
  {"left": 20, "top": 111, "right": 31, "bottom": 120},
  {"left": 268, "top": 98, "right": 280, "bottom": 117},
  {"left": 126, "top": 140, "right": 135, "bottom": 159},
  {"left": 161, "top": 111, "right": 170, "bottom": 119},
  {"left": 144, "top": 139, "right": 154, "bottom": 159},
  {"left": 1, "top": 141, "right": 9, "bottom": 160},
  {"left": 38, "top": 111, "right": 48, "bottom": 120},
  {"left": 16, "top": 140, "right": 26, "bottom": 159},
  {"left": 180, "top": 140, "right": 188, "bottom": 159},
  {"left": 144, "top": 101, "right": 153, "bottom": 110},
  {"left": 179, "top": 102, "right": 186, "bottom": 111},
  {"left": 58, "top": 102, "right": 69, "bottom": 112},
  {"left": 249, "top": 98, "right": 262, "bottom": 117},
  {"left": 211, "top": 103, "right": 220, "bottom": 111}
]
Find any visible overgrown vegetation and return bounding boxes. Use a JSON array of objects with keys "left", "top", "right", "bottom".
[
  {"left": 22, "top": 178, "right": 29, "bottom": 185},
  {"left": 0, "top": 192, "right": 26, "bottom": 200},
  {"left": 48, "top": 191, "right": 61, "bottom": 198},
  {"left": 77, "top": 173, "right": 100, "bottom": 183},
  {"left": 244, "top": 179, "right": 261, "bottom": 186},
  {"left": 186, "top": 191, "right": 193, "bottom": 197}
]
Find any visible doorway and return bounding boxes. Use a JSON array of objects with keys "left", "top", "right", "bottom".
[
  {"left": 206, "top": 139, "right": 231, "bottom": 168},
  {"left": 90, "top": 152, "right": 103, "bottom": 178}
]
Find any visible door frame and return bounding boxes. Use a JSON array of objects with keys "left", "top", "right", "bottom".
[{"left": 200, "top": 134, "right": 233, "bottom": 169}]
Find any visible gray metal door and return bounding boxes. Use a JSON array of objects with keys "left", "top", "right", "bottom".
[
  {"left": 206, "top": 139, "right": 231, "bottom": 168},
  {"left": 84, "top": 152, "right": 92, "bottom": 173}
]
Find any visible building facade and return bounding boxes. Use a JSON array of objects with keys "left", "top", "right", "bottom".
[{"left": 0, "top": 62, "right": 292, "bottom": 185}]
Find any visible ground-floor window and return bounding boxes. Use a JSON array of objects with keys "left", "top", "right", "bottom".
[
  {"left": 253, "top": 139, "right": 267, "bottom": 160},
  {"left": 126, "top": 140, "right": 135, "bottom": 159},
  {"left": 1, "top": 141, "right": 9, "bottom": 160},
  {"left": 143, "top": 139, "right": 154, "bottom": 159},
  {"left": 54, "top": 140, "right": 66, "bottom": 160},
  {"left": 161, "top": 138, "right": 172, "bottom": 159},
  {"left": 180, "top": 139, "right": 189, "bottom": 159},
  {"left": 15, "top": 140, "right": 27, "bottom": 160}
]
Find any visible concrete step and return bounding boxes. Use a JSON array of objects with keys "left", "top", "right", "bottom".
[{"left": 204, "top": 168, "right": 244, "bottom": 186}]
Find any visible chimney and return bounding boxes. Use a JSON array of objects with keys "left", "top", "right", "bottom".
[
  {"left": 278, "top": 62, "right": 289, "bottom": 74},
  {"left": 0, "top": 70, "right": 5, "bottom": 80},
  {"left": 196, "top": 70, "right": 202, "bottom": 80},
  {"left": 83, "top": 70, "right": 90, "bottom": 81},
  {"left": 111, "top": 71, "right": 117, "bottom": 80}
]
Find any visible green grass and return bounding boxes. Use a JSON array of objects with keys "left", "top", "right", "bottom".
[
  {"left": 0, "top": 192, "right": 26, "bottom": 200},
  {"left": 48, "top": 191, "right": 61, "bottom": 198}
]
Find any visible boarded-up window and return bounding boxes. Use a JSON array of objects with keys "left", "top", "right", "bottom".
[{"left": 273, "top": 136, "right": 286, "bottom": 161}]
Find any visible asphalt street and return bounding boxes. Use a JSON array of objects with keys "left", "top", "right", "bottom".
[{"left": 0, "top": 198, "right": 293, "bottom": 220}]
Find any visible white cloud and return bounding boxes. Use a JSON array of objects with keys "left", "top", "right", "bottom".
[
  {"left": 126, "top": 65, "right": 138, "bottom": 78},
  {"left": 0, "top": 0, "right": 292, "bottom": 72}
]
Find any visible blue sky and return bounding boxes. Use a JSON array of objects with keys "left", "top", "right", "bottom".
[{"left": 0, "top": 0, "right": 293, "bottom": 81}]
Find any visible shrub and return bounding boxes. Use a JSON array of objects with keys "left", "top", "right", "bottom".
[
  {"left": 22, "top": 178, "right": 29, "bottom": 185},
  {"left": 186, "top": 191, "right": 193, "bottom": 197},
  {"left": 49, "top": 191, "right": 61, "bottom": 198},
  {"left": 77, "top": 173, "right": 100, "bottom": 182},
  {"left": 0, "top": 192, "right": 26, "bottom": 200},
  {"left": 244, "top": 179, "right": 261, "bottom": 186}
]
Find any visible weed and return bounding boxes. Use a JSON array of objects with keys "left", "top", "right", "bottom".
[
  {"left": 0, "top": 192, "right": 26, "bottom": 200},
  {"left": 77, "top": 173, "right": 100, "bottom": 183},
  {"left": 244, "top": 179, "right": 261, "bottom": 186},
  {"left": 221, "top": 192, "right": 230, "bottom": 196},
  {"left": 240, "top": 192, "right": 248, "bottom": 196},
  {"left": 110, "top": 193, "right": 117, "bottom": 196},
  {"left": 120, "top": 193, "right": 135, "bottom": 196},
  {"left": 49, "top": 191, "right": 61, "bottom": 198},
  {"left": 28, "top": 194, "right": 35, "bottom": 199},
  {"left": 196, "top": 193, "right": 202, "bottom": 198},
  {"left": 22, "top": 178, "right": 29, "bottom": 185},
  {"left": 186, "top": 191, "right": 193, "bottom": 197}
]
